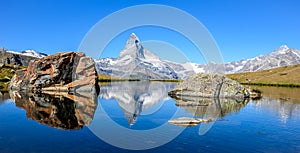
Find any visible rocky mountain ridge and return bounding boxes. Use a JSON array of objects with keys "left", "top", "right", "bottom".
[
  {"left": 194, "top": 45, "right": 300, "bottom": 74},
  {"left": 0, "top": 48, "right": 47, "bottom": 66}
]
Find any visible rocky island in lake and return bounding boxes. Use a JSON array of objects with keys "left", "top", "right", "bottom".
[{"left": 168, "top": 73, "right": 250, "bottom": 101}]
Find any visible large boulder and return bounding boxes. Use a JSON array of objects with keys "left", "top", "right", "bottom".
[
  {"left": 9, "top": 52, "right": 99, "bottom": 95},
  {"left": 168, "top": 73, "right": 250, "bottom": 101}
]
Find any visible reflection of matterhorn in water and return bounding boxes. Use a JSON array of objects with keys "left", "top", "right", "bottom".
[{"left": 99, "top": 81, "right": 177, "bottom": 125}]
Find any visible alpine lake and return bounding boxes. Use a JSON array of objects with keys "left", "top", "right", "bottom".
[{"left": 0, "top": 81, "right": 299, "bottom": 153}]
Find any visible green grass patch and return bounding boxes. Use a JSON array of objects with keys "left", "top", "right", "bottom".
[{"left": 0, "top": 64, "right": 26, "bottom": 91}]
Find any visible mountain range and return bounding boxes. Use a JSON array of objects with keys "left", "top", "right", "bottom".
[
  {"left": 95, "top": 33, "right": 300, "bottom": 79},
  {"left": 0, "top": 48, "right": 47, "bottom": 66},
  {"left": 2, "top": 34, "right": 299, "bottom": 80},
  {"left": 200, "top": 45, "right": 300, "bottom": 74}
]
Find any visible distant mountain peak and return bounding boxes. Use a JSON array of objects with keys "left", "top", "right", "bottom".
[
  {"left": 124, "top": 33, "right": 141, "bottom": 49},
  {"left": 130, "top": 33, "right": 139, "bottom": 41},
  {"left": 120, "top": 33, "right": 145, "bottom": 59},
  {"left": 96, "top": 33, "right": 194, "bottom": 79},
  {"left": 275, "top": 45, "right": 289, "bottom": 51},
  {"left": 271, "top": 45, "right": 291, "bottom": 55},
  {"left": 279, "top": 45, "right": 289, "bottom": 50},
  {"left": 21, "top": 50, "right": 48, "bottom": 58}
]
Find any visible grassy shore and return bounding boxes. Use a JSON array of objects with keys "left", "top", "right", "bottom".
[
  {"left": 98, "top": 74, "right": 182, "bottom": 83},
  {"left": 98, "top": 74, "right": 140, "bottom": 82},
  {"left": 226, "top": 64, "right": 300, "bottom": 88}
]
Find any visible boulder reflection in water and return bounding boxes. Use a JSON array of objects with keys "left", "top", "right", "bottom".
[{"left": 9, "top": 91, "right": 98, "bottom": 130}]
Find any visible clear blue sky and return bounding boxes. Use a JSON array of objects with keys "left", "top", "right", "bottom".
[{"left": 0, "top": 0, "right": 299, "bottom": 63}]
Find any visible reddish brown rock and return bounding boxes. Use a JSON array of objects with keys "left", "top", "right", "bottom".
[{"left": 9, "top": 52, "right": 99, "bottom": 95}]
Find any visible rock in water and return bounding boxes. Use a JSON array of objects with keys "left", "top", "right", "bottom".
[
  {"left": 168, "top": 117, "right": 212, "bottom": 127},
  {"left": 9, "top": 52, "right": 99, "bottom": 95},
  {"left": 168, "top": 73, "right": 250, "bottom": 101}
]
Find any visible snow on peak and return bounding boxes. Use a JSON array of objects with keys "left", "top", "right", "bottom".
[
  {"left": 125, "top": 33, "right": 141, "bottom": 48},
  {"left": 273, "top": 45, "right": 290, "bottom": 54},
  {"left": 6, "top": 49, "right": 47, "bottom": 58},
  {"left": 130, "top": 33, "right": 139, "bottom": 40},
  {"left": 276, "top": 45, "right": 289, "bottom": 52},
  {"left": 21, "top": 50, "right": 47, "bottom": 58},
  {"left": 279, "top": 45, "right": 289, "bottom": 50},
  {"left": 120, "top": 33, "right": 145, "bottom": 59}
]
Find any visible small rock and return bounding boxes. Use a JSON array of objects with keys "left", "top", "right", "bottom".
[
  {"left": 168, "top": 117, "right": 212, "bottom": 127},
  {"left": 279, "top": 97, "right": 290, "bottom": 101}
]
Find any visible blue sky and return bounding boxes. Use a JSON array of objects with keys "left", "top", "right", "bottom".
[{"left": 0, "top": 0, "right": 299, "bottom": 63}]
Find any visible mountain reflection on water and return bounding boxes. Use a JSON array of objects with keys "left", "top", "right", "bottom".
[
  {"left": 250, "top": 86, "right": 300, "bottom": 123},
  {"left": 99, "top": 81, "right": 252, "bottom": 126},
  {"left": 99, "top": 81, "right": 177, "bottom": 125},
  {"left": 1, "top": 83, "right": 300, "bottom": 131},
  {"left": 9, "top": 91, "right": 98, "bottom": 130}
]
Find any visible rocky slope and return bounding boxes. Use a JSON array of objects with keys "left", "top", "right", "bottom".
[
  {"left": 168, "top": 73, "right": 250, "bottom": 101},
  {"left": 9, "top": 52, "right": 99, "bottom": 95}
]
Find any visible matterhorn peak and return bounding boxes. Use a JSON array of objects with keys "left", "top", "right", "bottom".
[
  {"left": 119, "top": 33, "right": 145, "bottom": 59},
  {"left": 124, "top": 33, "right": 141, "bottom": 49},
  {"left": 130, "top": 33, "right": 139, "bottom": 41}
]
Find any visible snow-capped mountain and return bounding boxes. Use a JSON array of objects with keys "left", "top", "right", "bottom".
[
  {"left": 192, "top": 45, "right": 300, "bottom": 74},
  {"left": 21, "top": 50, "right": 48, "bottom": 58},
  {"left": 0, "top": 48, "right": 48, "bottom": 66},
  {"left": 95, "top": 33, "right": 196, "bottom": 79},
  {"left": 6, "top": 49, "right": 47, "bottom": 58},
  {"left": 95, "top": 33, "right": 300, "bottom": 79}
]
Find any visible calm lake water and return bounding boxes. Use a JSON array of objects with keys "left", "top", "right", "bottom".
[{"left": 0, "top": 82, "right": 300, "bottom": 153}]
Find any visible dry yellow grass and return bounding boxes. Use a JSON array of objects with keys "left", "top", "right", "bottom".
[
  {"left": 226, "top": 64, "right": 300, "bottom": 87},
  {"left": 98, "top": 74, "right": 140, "bottom": 82}
]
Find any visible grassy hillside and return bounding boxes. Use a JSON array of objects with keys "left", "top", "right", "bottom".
[
  {"left": 226, "top": 64, "right": 300, "bottom": 87},
  {"left": 0, "top": 64, "right": 26, "bottom": 91}
]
